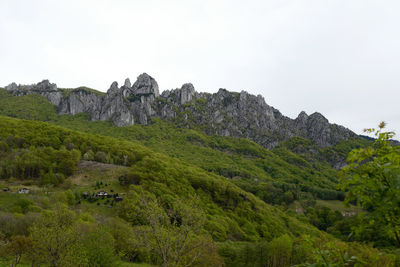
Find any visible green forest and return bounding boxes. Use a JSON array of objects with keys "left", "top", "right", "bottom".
[{"left": 0, "top": 89, "right": 399, "bottom": 266}]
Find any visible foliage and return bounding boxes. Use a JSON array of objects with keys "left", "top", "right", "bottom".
[
  {"left": 267, "top": 234, "right": 293, "bottom": 267},
  {"left": 0, "top": 235, "right": 33, "bottom": 267},
  {"left": 119, "top": 190, "right": 221, "bottom": 266},
  {"left": 104, "top": 217, "right": 139, "bottom": 262},
  {"left": 29, "top": 205, "right": 89, "bottom": 266},
  {"left": 339, "top": 123, "right": 400, "bottom": 247},
  {"left": 305, "top": 206, "right": 343, "bottom": 231},
  {"left": 80, "top": 225, "right": 117, "bottom": 267},
  {"left": 0, "top": 92, "right": 398, "bottom": 265},
  {"left": 51, "top": 114, "right": 351, "bottom": 202},
  {"left": 59, "top": 86, "right": 106, "bottom": 98},
  {"left": 0, "top": 141, "right": 81, "bottom": 184},
  {"left": 0, "top": 116, "right": 320, "bottom": 243},
  {"left": 218, "top": 234, "right": 395, "bottom": 267},
  {"left": 0, "top": 90, "right": 57, "bottom": 121},
  {"left": 0, "top": 88, "right": 368, "bottom": 205}
]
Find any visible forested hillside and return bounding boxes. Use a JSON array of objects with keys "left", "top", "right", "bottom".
[
  {"left": 0, "top": 89, "right": 399, "bottom": 266},
  {"left": 0, "top": 88, "right": 370, "bottom": 203}
]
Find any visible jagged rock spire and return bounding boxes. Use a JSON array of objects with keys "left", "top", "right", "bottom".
[
  {"left": 180, "top": 83, "right": 196, "bottom": 104},
  {"left": 132, "top": 73, "right": 159, "bottom": 97},
  {"left": 107, "top": 81, "right": 119, "bottom": 94},
  {"left": 124, "top": 78, "right": 131, "bottom": 88},
  {"left": 296, "top": 111, "right": 309, "bottom": 123},
  {"left": 3, "top": 73, "right": 356, "bottom": 149}
]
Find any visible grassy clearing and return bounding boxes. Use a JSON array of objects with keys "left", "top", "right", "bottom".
[
  {"left": 70, "top": 161, "right": 128, "bottom": 188},
  {"left": 316, "top": 200, "right": 362, "bottom": 213}
]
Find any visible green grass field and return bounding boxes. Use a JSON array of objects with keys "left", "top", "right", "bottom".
[{"left": 316, "top": 199, "right": 363, "bottom": 214}]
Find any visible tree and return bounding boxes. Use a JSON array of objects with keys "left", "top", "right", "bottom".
[
  {"left": 80, "top": 226, "right": 116, "bottom": 267},
  {"left": 1, "top": 235, "right": 33, "bottom": 267},
  {"left": 29, "top": 205, "right": 88, "bottom": 266},
  {"left": 338, "top": 122, "right": 400, "bottom": 246},
  {"left": 267, "top": 234, "right": 293, "bottom": 267},
  {"left": 118, "top": 188, "right": 222, "bottom": 266},
  {"left": 105, "top": 217, "right": 139, "bottom": 262},
  {"left": 134, "top": 197, "right": 209, "bottom": 267}
]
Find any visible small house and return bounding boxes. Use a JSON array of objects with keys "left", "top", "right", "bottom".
[
  {"left": 18, "top": 188, "right": 30, "bottom": 194},
  {"left": 295, "top": 208, "right": 304, "bottom": 214},
  {"left": 2, "top": 188, "right": 10, "bottom": 192},
  {"left": 115, "top": 196, "right": 123, "bottom": 202},
  {"left": 342, "top": 211, "right": 356, "bottom": 217},
  {"left": 96, "top": 191, "right": 108, "bottom": 198}
]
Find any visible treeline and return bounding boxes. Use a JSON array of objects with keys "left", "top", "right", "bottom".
[
  {"left": 0, "top": 196, "right": 222, "bottom": 267},
  {"left": 0, "top": 116, "right": 398, "bottom": 265},
  {"left": 0, "top": 116, "right": 149, "bottom": 185},
  {"left": 0, "top": 89, "right": 57, "bottom": 121},
  {"left": 0, "top": 90, "right": 357, "bottom": 206},
  {"left": 0, "top": 138, "right": 80, "bottom": 184},
  {"left": 233, "top": 180, "right": 345, "bottom": 207},
  {"left": 0, "top": 187, "right": 396, "bottom": 267},
  {"left": 218, "top": 234, "right": 396, "bottom": 267},
  {"left": 0, "top": 116, "right": 318, "bottom": 243}
]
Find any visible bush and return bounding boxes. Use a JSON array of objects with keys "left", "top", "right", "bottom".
[
  {"left": 95, "top": 151, "right": 108, "bottom": 163},
  {"left": 267, "top": 234, "right": 293, "bottom": 267}
]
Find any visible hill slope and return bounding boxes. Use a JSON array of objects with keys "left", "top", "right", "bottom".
[
  {"left": 0, "top": 90, "right": 397, "bottom": 265},
  {"left": 0, "top": 88, "right": 371, "bottom": 205},
  {"left": 0, "top": 115, "right": 395, "bottom": 266},
  {"left": 0, "top": 115, "right": 319, "bottom": 241}
]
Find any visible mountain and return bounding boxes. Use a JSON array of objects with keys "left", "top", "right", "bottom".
[
  {"left": 1, "top": 75, "right": 371, "bottom": 202},
  {"left": 4, "top": 73, "right": 356, "bottom": 149},
  {"left": 0, "top": 79, "right": 397, "bottom": 266},
  {"left": 1, "top": 115, "right": 394, "bottom": 266}
]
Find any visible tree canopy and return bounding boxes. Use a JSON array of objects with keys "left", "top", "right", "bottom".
[{"left": 339, "top": 122, "right": 400, "bottom": 247}]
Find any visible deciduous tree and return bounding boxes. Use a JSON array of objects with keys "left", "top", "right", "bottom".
[{"left": 339, "top": 122, "right": 400, "bottom": 246}]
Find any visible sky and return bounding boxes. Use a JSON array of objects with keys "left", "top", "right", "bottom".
[{"left": 0, "top": 0, "right": 399, "bottom": 135}]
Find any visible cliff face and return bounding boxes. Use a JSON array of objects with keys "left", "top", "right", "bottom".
[{"left": 4, "top": 73, "right": 356, "bottom": 148}]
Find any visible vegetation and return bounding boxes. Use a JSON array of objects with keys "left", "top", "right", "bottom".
[
  {"left": 59, "top": 86, "right": 106, "bottom": 98},
  {"left": 0, "top": 88, "right": 371, "bottom": 205},
  {"left": 339, "top": 122, "right": 400, "bottom": 247},
  {"left": 0, "top": 89, "right": 399, "bottom": 265},
  {"left": 0, "top": 89, "right": 57, "bottom": 121},
  {"left": 51, "top": 115, "right": 353, "bottom": 201},
  {"left": 0, "top": 116, "right": 316, "bottom": 265}
]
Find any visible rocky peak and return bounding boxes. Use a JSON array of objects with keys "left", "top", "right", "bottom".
[
  {"left": 5, "top": 80, "right": 57, "bottom": 92},
  {"left": 107, "top": 81, "right": 119, "bottom": 93},
  {"left": 308, "top": 112, "right": 329, "bottom": 124},
  {"left": 217, "top": 88, "right": 229, "bottom": 96},
  {"left": 180, "top": 83, "right": 196, "bottom": 104},
  {"left": 296, "top": 111, "right": 309, "bottom": 122},
  {"left": 124, "top": 78, "right": 131, "bottom": 88},
  {"left": 213, "top": 89, "right": 232, "bottom": 104},
  {"left": 256, "top": 94, "right": 266, "bottom": 106},
  {"left": 4, "top": 82, "right": 18, "bottom": 91},
  {"left": 2, "top": 74, "right": 357, "bottom": 149},
  {"left": 239, "top": 90, "right": 249, "bottom": 100},
  {"left": 302, "top": 112, "right": 355, "bottom": 147},
  {"left": 36, "top": 80, "right": 57, "bottom": 91},
  {"left": 132, "top": 73, "right": 159, "bottom": 97}
]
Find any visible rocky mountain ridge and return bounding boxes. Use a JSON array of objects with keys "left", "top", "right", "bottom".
[{"left": 3, "top": 73, "right": 356, "bottom": 148}]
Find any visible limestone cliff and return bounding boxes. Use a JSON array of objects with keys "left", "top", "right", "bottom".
[{"left": 4, "top": 73, "right": 356, "bottom": 149}]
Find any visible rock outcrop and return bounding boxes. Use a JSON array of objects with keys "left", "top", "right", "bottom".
[
  {"left": 5, "top": 80, "right": 63, "bottom": 106},
  {"left": 3, "top": 73, "right": 356, "bottom": 148}
]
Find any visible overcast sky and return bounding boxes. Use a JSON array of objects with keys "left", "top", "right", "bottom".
[{"left": 1, "top": 0, "right": 399, "bottom": 135}]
